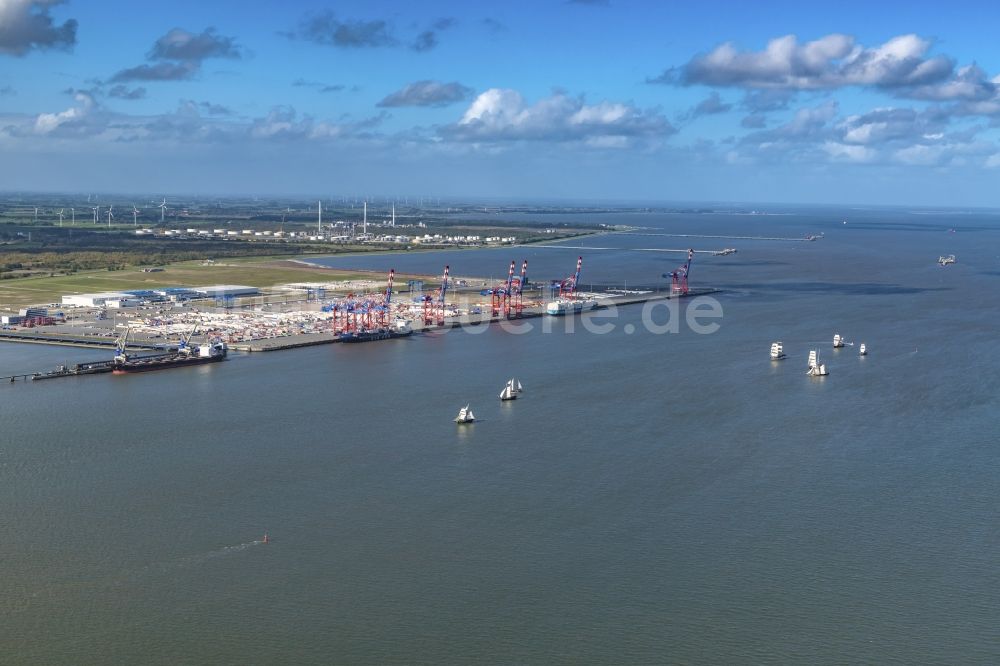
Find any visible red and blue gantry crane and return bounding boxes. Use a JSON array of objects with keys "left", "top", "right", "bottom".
[
  {"left": 329, "top": 268, "right": 396, "bottom": 333},
  {"left": 486, "top": 259, "right": 527, "bottom": 318},
  {"left": 491, "top": 260, "right": 516, "bottom": 318},
  {"left": 666, "top": 249, "right": 694, "bottom": 294},
  {"left": 557, "top": 256, "right": 584, "bottom": 299},
  {"left": 422, "top": 265, "right": 449, "bottom": 326},
  {"left": 512, "top": 260, "right": 528, "bottom": 317}
]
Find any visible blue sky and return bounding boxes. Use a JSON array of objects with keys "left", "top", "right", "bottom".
[{"left": 3, "top": 0, "right": 1000, "bottom": 205}]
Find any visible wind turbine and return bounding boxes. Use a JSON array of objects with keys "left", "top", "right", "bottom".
[
  {"left": 159, "top": 198, "right": 167, "bottom": 223},
  {"left": 132, "top": 205, "right": 139, "bottom": 227},
  {"left": 57, "top": 209, "right": 64, "bottom": 227},
  {"left": 92, "top": 206, "right": 99, "bottom": 223},
  {"left": 107, "top": 205, "right": 114, "bottom": 228}
]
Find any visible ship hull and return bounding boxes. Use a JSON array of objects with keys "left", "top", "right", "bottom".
[
  {"left": 112, "top": 353, "right": 225, "bottom": 374},
  {"left": 339, "top": 329, "right": 413, "bottom": 343},
  {"left": 545, "top": 299, "right": 598, "bottom": 316}
]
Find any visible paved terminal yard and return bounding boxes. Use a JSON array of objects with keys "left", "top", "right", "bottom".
[{"left": 0, "top": 284, "right": 720, "bottom": 357}]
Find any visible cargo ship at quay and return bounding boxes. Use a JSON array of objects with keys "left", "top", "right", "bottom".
[
  {"left": 112, "top": 341, "right": 227, "bottom": 373},
  {"left": 111, "top": 326, "right": 227, "bottom": 374},
  {"left": 4, "top": 252, "right": 716, "bottom": 377},
  {"left": 338, "top": 319, "right": 414, "bottom": 343}
]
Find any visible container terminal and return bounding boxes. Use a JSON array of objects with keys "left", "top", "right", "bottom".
[{"left": 0, "top": 253, "right": 718, "bottom": 380}]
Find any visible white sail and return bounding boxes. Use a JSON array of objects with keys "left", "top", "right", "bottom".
[
  {"left": 859, "top": 343, "right": 867, "bottom": 356},
  {"left": 514, "top": 378, "right": 523, "bottom": 392},
  {"left": 806, "top": 350, "right": 828, "bottom": 376},
  {"left": 833, "top": 334, "right": 844, "bottom": 348},
  {"left": 770, "top": 342, "right": 785, "bottom": 359},
  {"left": 455, "top": 404, "right": 475, "bottom": 422},
  {"left": 500, "top": 384, "right": 516, "bottom": 400}
]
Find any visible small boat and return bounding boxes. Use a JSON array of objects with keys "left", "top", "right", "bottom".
[
  {"left": 770, "top": 341, "right": 786, "bottom": 360},
  {"left": 806, "top": 350, "right": 828, "bottom": 376},
  {"left": 500, "top": 380, "right": 517, "bottom": 401},
  {"left": 859, "top": 343, "right": 867, "bottom": 356},
  {"left": 455, "top": 404, "right": 476, "bottom": 423},
  {"left": 938, "top": 254, "right": 956, "bottom": 266},
  {"left": 833, "top": 334, "right": 845, "bottom": 348}
]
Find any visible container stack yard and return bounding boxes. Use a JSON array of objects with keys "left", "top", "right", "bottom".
[{"left": 0, "top": 252, "right": 717, "bottom": 362}]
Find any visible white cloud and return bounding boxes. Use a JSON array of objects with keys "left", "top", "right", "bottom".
[
  {"left": 836, "top": 107, "right": 945, "bottom": 145},
  {"left": 659, "top": 33, "right": 957, "bottom": 94},
  {"left": 377, "top": 80, "right": 472, "bottom": 107},
  {"left": 0, "top": 0, "right": 77, "bottom": 56},
  {"left": 907, "top": 64, "right": 996, "bottom": 101},
  {"left": 447, "top": 88, "right": 675, "bottom": 144},
  {"left": 893, "top": 143, "right": 943, "bottom": 165},
  {"left": 822, "top": 141, "right": 876, "bottom": 162},
  {"left": 892, "top": 139, "right": 994, "bottom": 166},
  {"left": 33, "top": 91, "right": 93, "bottom": 134},
  {"left": 110, "top": 26, "right": 242, "bottom": 82},
  {"left": 742, "top": 100, "right": 838, "bottom": 144}
]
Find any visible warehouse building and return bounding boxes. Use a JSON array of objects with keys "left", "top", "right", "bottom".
[
  {"left": 191, "top": 285, "right": 260, "bottom": 297},
  {"left": 62, "top": 292, "right": 135, "bottom": 307}
]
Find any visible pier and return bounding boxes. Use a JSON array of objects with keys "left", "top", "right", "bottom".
[
  {"left": 621, "top": 232, "right": 821, "bottom": 242},
  {"left": 237, "top": 287, "right": 719, "bottom": 352},
  {"left": 4, "top": 287, "right": 720, "bottom": 363},
  {"left": 2, "top": 373, "right": 35, "bottom": 383},
  {"left": 531, "top": 244, "right": 717, "bottom": 254}
]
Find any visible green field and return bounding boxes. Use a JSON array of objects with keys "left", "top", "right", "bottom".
[{"left": 0, "top": 258, "right": 383, "bottom": 310}]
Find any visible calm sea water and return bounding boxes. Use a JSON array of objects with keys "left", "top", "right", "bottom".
[{"left": 4, "top": 206, "right": 1000, "bottom": 664}]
